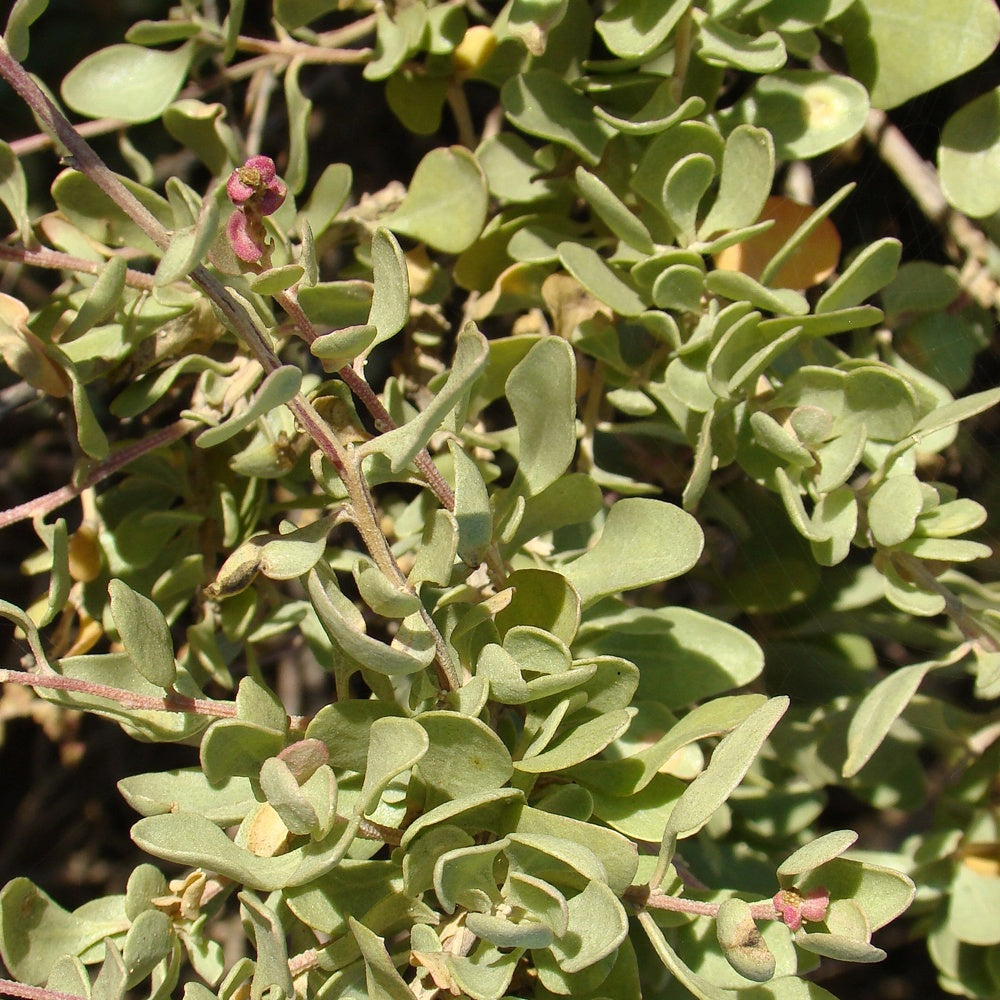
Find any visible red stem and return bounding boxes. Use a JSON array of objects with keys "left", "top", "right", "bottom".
[
  {"left": 0, "top": 667, "right": 238, "bottom": 717},
  {"left": 0, "top": 244, "right": 156, "bottom": 290},
  {"left": 0, "top": 979, "right": 86, "bottom": 1000},
  {"left": 0, "top": 419, "right": 198, "bottom": 529}
]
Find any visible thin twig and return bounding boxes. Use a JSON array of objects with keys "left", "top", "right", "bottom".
[
  {"left": 0, "top": 44, "right": 459, "bottom": 690},
  {"left": 0, "top": 244, "right": 156, "bottom": 289},
  {"left": 624, "top": 884, "right": 781, "bottom": 922},
  {"left": 0, "top": 980, "right": 86, "bottom": 1000},
  {"left": 0, "top": 667, "right": 238, "bottom": 717},
  {"left": 0, "top": 419, "right": 198, "bottom": 529},
  {"left": 273, "top": 288, "right": 458, "bottom": 511},
  {"left": 891, "top": 553, "right": 1000, "bottom": 652}
]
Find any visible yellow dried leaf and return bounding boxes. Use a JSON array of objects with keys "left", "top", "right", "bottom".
[{"left": 0, "top": 292, "right": 72, "bottom": 397}]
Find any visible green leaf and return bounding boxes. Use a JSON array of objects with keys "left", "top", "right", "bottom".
[
  {"left": 516, "top": 709, "right": 635, "bottom": 773},
  {"left": 631, "top": 121, "right": 724, "bottom": 212},
  {"left": 816, "top": 238, "right": 901, "bottom": 313},
  {"left": 33, "top": 517, "right": 70, "bottom": 628},
  {"left": 273, "top": 0, "right": 337, "bottom": 31},
  {"left": 722, "top": 71, "right": 869, "bottom": 159},
  {"left": 108, "top": 579, "right": 176, "bottom": 688},
  {"left": 62, "top": 256, "right": 128, "bottom": 342},
  {"left": 574, "top": 166, "right": 654, "bottom": 254},
  {"left": 197, "top": 365, "right": 302, "bottom": 448},
  {"left": 0, "top": 878, "right": 125, "bottom": 985},
  {"left": 71, "top": 377, "right": 109, "bottom": 459},
  {"left": 349, "top": 917, "right": 415, "bottom": 1000},
  {"left": 449, "top": 442, "right": 493, "bottom": 564},
  {"left": 61, "top": 42, "right": 195, "bottom": 123},
  {"left": 501, "top": 70, "right": 615, "bottom": 166},
  {"left": 284, "top": 61, "right": 311, "bottom": 194},
  {"left": 383, "top": 146, "right": 488, "bottom": 253},
  {"left": 435, "top": 839, "right": 507, "bottom": 913},
  {"left": 548, "top": 879, "right": 628, "bottom": 974},
  {"left": 156, "top": 185, "right": 224, "bottom": 286},
  {"left": 409, "top": 509, "right": 459, "bottom": 586},
  {"left": 843, "top": 659, "right": 942, "bottom": 778},
  {"left": 794, "top": 932, "right": 885, "bottom": 963},
  {"left": 595, "top": 0, "right": 690, "bottom": 59},
  {"left": 564, "top": 498, "right": 704, "bottom": 608},
  {"left": 307, "top": 567, "right": 434, "bottom": 676},
  {"left": 117, "top": 769, "right": 257, "bottom": 825},
  {"left": 664, "top": 697, "right": 788, "bottom": 838},
  {"left": 357, "top": 716, "right": 429, "bottom": 817},
  {"left": 662, "top": 153, "right": 716, "bottom": 244},
  {"left": 0, "top": 140, "right": 31, "bottom": 241},
  {"left": 697, "top": 17, "right": 786, "bottom": 72},
  {"left": 122, "top": 909, "right": 172, "bottom": 988},
  {"left": 163, "top": 100, "right": 238, "bottom": 176},
  {"left": 515, "top": 805, "right": 638, "bottom": 896},
  {"left": 716, "top": 897, "right": 775, "bottom": 983},
  {"left": 259, "top": 757, "right": 318, "bottom": 836},
  {"left": 239, "top": 892, "right": 293, "bottom": 1000},
  {"left": 92, "top": 940, "right": 127, "bottom": 1000},
  {"left": 867, "top": 474, "right": 923, "bottom": 546},
  {"left": 52, "top": 169, "right": 171, "bottom": 255},
  {"left": 906, "top": 386, "right": 1000, "bottom": 442},
  {"left": 494, "top": 568, "right": 582, "bottom": 645},
  {"left": 939, "top": 87, "right": 1000, "bottom": 217},
  {"left": 386, "top": 69, "right": 449, "bottom": 135},
  {"left": 126, "top": 19, "right": 202, "bottom": 44},
  {"left": 577, "top": 607, "right": 764, "bottom": 709},
  {"left": 299, "top": 162, "right": 353, "bottom": 240},
  {"left": 249, "top": 264, "right": 304, "bottom": 296},
  {"left": 556, "top": 242, "right": 646, "bottom": 316},
  {"left": 368, "top": 227, "right": 410, "bottom": 348},
  {"left": 201, "top": 720, "right": 285, "bottom": 785},
  {"left": 799, "top": 857, "right": 914, "bottom": 932},
  {"left": 505, "top": 336, "right": 577, "bottom": 495},
  {"left": 699, "top": 125, "right": 775, "bottom": 240},
  {"left": 416, "top": 712, "right": 513, "bottom": 800},
  {"left": 838, "top": 0, "right": 1000, "bottom": 110},
  {"left": 3, "top": 0, "right": 49, "bottom": 60},
  {"left": 948, "top": 862, "right": 1000, "bottom": 946},
  {"left": 354, "top": 557, "right": 422, "bottom": 618},
  {"left": 310, "top": 323, "right": 378, "bottom": 368},
  {"left": 361, "top": 322, "right": 488, "bottom": 473},
  {"left": 778, "top": 831, "right": 859, "bottom": 877},
  {"left": 706, "top": 270, "right": 808, "bottom": 315}
]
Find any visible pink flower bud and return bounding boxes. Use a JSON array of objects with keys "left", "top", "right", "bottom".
[
  {"left": 227, "top": 209, "right": 265, "bottom": 263},
  {"left": 226, "top": 156, "right": 287, "bottom": 216},
  {"left": 772, "top": 886, "right": 830, "bottom": 932}
]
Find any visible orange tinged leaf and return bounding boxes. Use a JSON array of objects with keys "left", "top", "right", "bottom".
[{"left": 714, "top": 196, "right": 840, "bottom": 290}]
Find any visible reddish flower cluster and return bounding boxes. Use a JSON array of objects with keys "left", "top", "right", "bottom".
[
  {"left": 225, "top": 155, "right": 287, "bottom": 264},
  {"left": 772, "top": 886, "right": 830, "bottom": 932}
]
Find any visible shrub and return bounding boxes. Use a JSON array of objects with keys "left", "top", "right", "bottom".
[{"left": 0, "top": 1, "right": 998, "bottom": 998}]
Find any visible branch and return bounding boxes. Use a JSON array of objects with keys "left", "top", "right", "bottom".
[
  {"left": 0, "top": 980, "right": 86, "bottom": 1000},
  {"left": 0, "top": 44, "right": 459, "bottom": 690},
  {"left": 0, "top": 418, "right": 198, "bottom": 529},
  {"left": 0, "top": 244, "right": 156, "bottom": 290},
  {"left": 0, "top": 667, "right": 238, "bottom": 718},
  {"left": 625, "top": 885, "right": 781, "bottom": 922},
  {"left": 863, "top": 108, "right": 999, "bottom": 312}
]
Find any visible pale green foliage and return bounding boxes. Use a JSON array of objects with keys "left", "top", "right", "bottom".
[{"left": 0, "top": 2, "right": 997, "bottom": 1000}]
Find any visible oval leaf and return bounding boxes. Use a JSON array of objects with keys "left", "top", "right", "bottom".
[{"left": 61, "top": 42, "right": 195, "bottom": 123}]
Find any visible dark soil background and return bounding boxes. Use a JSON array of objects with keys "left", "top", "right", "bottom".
[{"left": 1, "top": 2, "right": 997, "bottom": 997}]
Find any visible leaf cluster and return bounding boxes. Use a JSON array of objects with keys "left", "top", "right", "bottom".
[{"left": 0, "top": 1, "right": 998, "bottom": 999}]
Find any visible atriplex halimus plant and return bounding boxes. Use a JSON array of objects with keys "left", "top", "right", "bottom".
[{"left": 0, "top": 1, "right": 998, "bottom": 999}]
